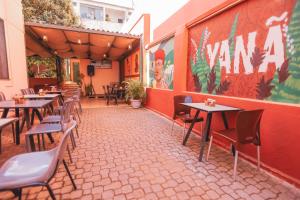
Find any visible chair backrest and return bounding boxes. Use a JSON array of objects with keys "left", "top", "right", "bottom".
[
  {"left": 236, "top": 109, "right": 264, "bottom": 145},
  {"left": 55, "top": 120, "right": 77, "bottom": 162},
  {"left": 40, "top": 120, "right": 77, "bottom": 181},
  {"left": 21, "top": 89, "right": 30, "bottom": 95},
  {"left": 173, "top": 95, "right": 192, "bottom": 119},
  {"left": 60, "top": 99, "right": 73, "bottom": 125},
  {"left": 0, "top": 92, "right": 6, "bottom": 101},
  {"left": 29, "top": 88, "right": 35, "bottom": 94}
]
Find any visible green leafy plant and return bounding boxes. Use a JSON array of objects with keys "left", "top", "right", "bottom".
[
  {"left": 27, "top": 70, "right": 35, "bottom": 78},
  {"left": 22, "top": 0, "right": 79, "bottom": 26},
  {"left": 26, "top": 56, "right": 57, "bottom": 78},
  {"left": 124, "top": 80, "right": 145, "bottom": 101}
]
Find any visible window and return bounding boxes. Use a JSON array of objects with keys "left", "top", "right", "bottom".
[
  {"left": 80, "top": 4, "right": 103, "bottom": 21},
  {"left": 0, "top": 18, "right": 9, "bottom": 79},
  {"left": 118, "top": 19, "right": 124, "bottom": 23}
]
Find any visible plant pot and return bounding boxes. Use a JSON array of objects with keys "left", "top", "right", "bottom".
[{"left": 131, "top": 99, "right": 141, "bottom": 108}]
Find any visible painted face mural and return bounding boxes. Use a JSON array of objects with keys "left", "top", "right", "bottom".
[
  {"left": 187, "top": 0, "right": 300, "bottom": 104},
  {"left": 149, "top": 37, "right": 174, "bottom": 89}
]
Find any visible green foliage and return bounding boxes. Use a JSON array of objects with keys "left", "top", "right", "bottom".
[
  {"left": 270, "top": 1, "right": 300, "bottom": 104},
  {"left": 26, "top": 56, "right": 57, "bottom": 78},
  {"left": 191, "top": 30, "right": 210, "bottom": 93},
  {"left": 229, "top": 14, "right": 239, "bottom": 59},
  {"left": 124, "top": 80, "right": 145, "bottom": 101},
  {"left": 22, "top": 0, "right": 79, "bottom": 26}
]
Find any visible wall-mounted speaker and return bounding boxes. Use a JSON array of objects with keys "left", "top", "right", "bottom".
[{"left": 87, "top": 64, "right": 95, "bottom": 76}]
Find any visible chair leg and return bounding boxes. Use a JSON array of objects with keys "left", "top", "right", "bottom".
[
  {"left": 42, "top": 134, "right": 46, "bottom": 150},
  {"left": 63, "top": 159, "right": 77, "bottom": 190},
  {"left": 206, "top": 135, "right": 213, "bottom": 161},
  {"left": 67, "top": 145, "right": 73, "bottom": 163},
  {"left": 18, "top": 188, "right": 22, "bottom": 200},
  {"left": 233, "top": 150, "right": 239, "bottom": 180},
  {"left": 75, "top": 126, "right": 79, "bottom": 138},
  {"left": 257, "top": 146, "right": 261, "bottom": 171},
  {"left": 37, "top": 134, "right": 41, "bottom": 151},
  {"left": 70, "top": 131, "right": 76, "bottom": 148},
  {"left": 11, "top": 123, "right": 16, "bottom": 143},
  {"left": 78, "top": 102, "right": 82, "bottom": 113},
  {"left": 76, "top": 108, "right": 81, "bottom": 123},
  {"left": 182, "top": 123, "right": 186, "bottom": 141},
  {"left": 46, "top": 184, "right": 56, "bottom": 200},
  {"left": 171, "top": 120, "right": 175, "bottom": 135}
]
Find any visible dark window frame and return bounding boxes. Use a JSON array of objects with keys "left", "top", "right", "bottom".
[{"left": 0, "top": 18, "right": 9, "bottom": 79}]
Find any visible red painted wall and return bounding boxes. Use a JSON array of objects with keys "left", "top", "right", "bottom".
[{"left": 146, "top": 0, "right": 300, "bottom": 187}]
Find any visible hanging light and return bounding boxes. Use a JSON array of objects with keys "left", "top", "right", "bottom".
[
  {"left": 103, "top": 54, "right": 107, "bottom": 58},
  {"left": 77, "top": 39, "right": 81, "bottom": 44},
  {"left": 42, "top": 35, "right": 48, "bottom": 41},
  {"left": 128, "top": 44, "right": 132, "bottom": 50},
  {"left": 107, "top": 42, "right": 111, "bottom": 47}
]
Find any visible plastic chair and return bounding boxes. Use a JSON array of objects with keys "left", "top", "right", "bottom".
[
  {"left": 41, "top": 99, "right": 80, "bottom": 137},
  {"left": 206, "top": 109, "right": 264, "bottom": 180},
  {"left": 25, "top": 100, "right": 77, "bottom": 156},
  {"left": 0, "top": 118, "right": 18, "bottom": 153},
  {"left": 0, "top": 92, "right": 21, "bottom": 150},
  {"left": 0, "top": 120, "right": 77, "bottom": 200},
  {"left": 171, "top": 95, "right": 203, "bottom": 137}
]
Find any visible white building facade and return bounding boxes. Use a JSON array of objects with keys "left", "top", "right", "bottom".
[{"left": 72, "top": 0, "right": 134, "bottom": 32}]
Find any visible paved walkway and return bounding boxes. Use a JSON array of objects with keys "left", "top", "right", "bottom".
[{"left": 0, "top": 101, "right": 300, "bottom": 199}]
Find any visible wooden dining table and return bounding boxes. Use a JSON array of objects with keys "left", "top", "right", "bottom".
[
  {"left": 181, "top": 103, "right": 241, "bottom": 161},
  {"left": 0, "top": 100, "right": 54, "bottom": 145}
]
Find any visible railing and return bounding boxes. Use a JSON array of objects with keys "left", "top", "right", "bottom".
[{"left": 80, "top": 19, "right": 124, "bottom": 32}]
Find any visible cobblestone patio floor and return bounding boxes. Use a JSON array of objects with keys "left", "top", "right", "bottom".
[{"left": 0, "top": 101, "right": 300, "bottom": 199}]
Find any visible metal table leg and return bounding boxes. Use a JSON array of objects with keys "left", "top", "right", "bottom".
[
  {"left": 182, "top": 110, "right": 200, "bottom": 145},
  {"left": 15, "top": 108, "right": 20, "bottom": 145},
  {"left": 199, "top": 112, "right": 213, "bottom": 161},
  {"left": 221, "top": 111, "right": 229, "bottom": 129},
  {"left": 34, "top": 108, "right": 54, "bottom": 143},
  {"left": 1, "top": 108, "right": 9, "bottom": 118}
]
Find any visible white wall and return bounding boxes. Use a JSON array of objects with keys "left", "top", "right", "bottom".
[
  {"left": 0, "top": 0, "right": 28, "bottom": 98},
  {"left": 121, "top": 0, "right": 189, "bottom": 41}
]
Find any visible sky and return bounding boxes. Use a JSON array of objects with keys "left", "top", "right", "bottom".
[{"left": 121, "top": 0, "right": 189, "bottom": 41}]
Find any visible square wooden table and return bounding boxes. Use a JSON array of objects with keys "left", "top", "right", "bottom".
[
  {"left": 23, "top": 94, "right": 60, "bottom": 99},
  {"left": 0, "top": 100, "right": 54, "bottom": 145},
  {"left": 181, "top": 103, "right": 241, "bottom": 161},
  {"left": 23, "top": 93, "right": 63, "bottom": 106}
]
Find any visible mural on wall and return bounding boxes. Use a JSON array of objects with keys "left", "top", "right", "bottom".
[
  {"left": 149, "top": 37, "right": 174, "bottom": 89},
  {"left": 125, "top": 49, "right": 140, "bottom": 77},
  {"left": 131, "top": 49, "right": 140, "bottom": 75},
  {"left": 124, "top": 57, "right": 131, "bottom": 77},
  {"left": 187, "top": 0, "right": 300, "bottom": 104}
]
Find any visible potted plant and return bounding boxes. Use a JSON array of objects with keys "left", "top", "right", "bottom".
[{"left": 124, "top": 80, "right": 145, "bottom": 108}]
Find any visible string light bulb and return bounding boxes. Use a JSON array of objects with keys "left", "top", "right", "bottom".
[{"left": 42, "top": 35, "right": 48, "bottom": 41}]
